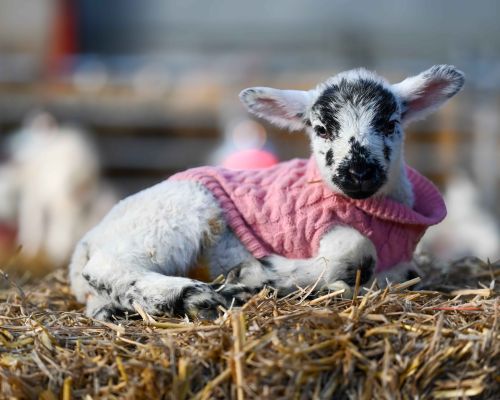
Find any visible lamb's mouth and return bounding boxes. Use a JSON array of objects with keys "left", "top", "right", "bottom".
[
  {"left": 334, "top": 178, "right": 384, "bottom": 200},
  {"left": 341, "top": 187, "right": 379, "bottom": 199}
]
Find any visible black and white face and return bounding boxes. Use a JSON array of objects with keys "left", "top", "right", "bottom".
[
  {"left": 239, "top": 65, "right": 464, "bottom": 200},
  {"left": 307, "top": 71, "right": 402, "bottom": 198}
]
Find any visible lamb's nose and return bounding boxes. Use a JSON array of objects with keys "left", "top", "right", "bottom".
[{"left": 348, "top": 165, "right": 373, "bottom": 183}]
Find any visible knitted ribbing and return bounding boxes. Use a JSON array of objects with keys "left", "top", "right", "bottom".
[{"left": 170, "top": 158, "right": 446, "bottom": 272}]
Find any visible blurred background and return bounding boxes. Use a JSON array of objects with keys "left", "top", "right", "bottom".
[{"left": 0, "top": 0, "right": 498, "bottom": 272}]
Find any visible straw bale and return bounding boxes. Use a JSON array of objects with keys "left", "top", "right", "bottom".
[{"left": 0, "top": 256, "right": 498, "bottom": 399}]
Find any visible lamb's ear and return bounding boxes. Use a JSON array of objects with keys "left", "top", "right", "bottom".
[
  {"left": 239, "top": 87, "right": 311, "bottom": 131},
  {"left": 393, "top": 65, "right": 465, "bottom": 124}
]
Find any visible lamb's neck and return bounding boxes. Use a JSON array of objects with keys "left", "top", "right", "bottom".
[{"left": 383, "top": 160, "right": 415, "bottom": 208}]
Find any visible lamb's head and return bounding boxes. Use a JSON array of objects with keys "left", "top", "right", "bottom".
[{"left": 239, "top": 65, "right": 464, "bottom": 206}]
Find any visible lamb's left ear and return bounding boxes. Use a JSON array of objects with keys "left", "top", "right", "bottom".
[
  {"left": 239, "top": 87, "right": 311, "bottom": 131},
  {"left": 393, "top": 65, "right": 465, "bottom": 124}
]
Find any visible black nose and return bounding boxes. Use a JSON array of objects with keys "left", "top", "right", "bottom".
[
  {"left": 334, "top": 161, "right": 384, "bottom": 199},
  {"left": 347, "top": 164, "right": 375, "bottom": 184}
]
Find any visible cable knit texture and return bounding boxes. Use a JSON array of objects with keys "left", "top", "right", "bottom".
[{"left": 170, "top": 158, "right": 446, "bottom": 272}]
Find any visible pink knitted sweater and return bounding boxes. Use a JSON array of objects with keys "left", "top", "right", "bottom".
[{"left": 170, "top": 158, "right": 446, "bottom": 272}]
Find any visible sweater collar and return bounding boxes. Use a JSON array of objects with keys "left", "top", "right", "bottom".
[{"left": 305, "top": 157, "right": 446, "bottom": 226}]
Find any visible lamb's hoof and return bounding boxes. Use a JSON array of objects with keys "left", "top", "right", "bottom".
[
  {"left": 225, "top": 260, "right": 266, "bottom": 289},
  {"left": 343, "top": 256, "right": 375, "bottom": 286},
  {"left": 89, "top": 305, "right": 127, "bottom": 321},
  {"left": 213, "top": 283, "right": 254, "bottom": 307},
  {"left": 225, "top": 262, "right": 250, "bottom": 284},
  {"left": 175, "top": 285, "right": 229, "bottom": 320},
  {"left": 225, "top": 267, "right": 240, "bottom": 284},
  {"left": 321, "top": 280, "right": 353, "bottom": 299}
]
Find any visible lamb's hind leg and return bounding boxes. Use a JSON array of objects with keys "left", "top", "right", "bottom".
[
  {"left": 80, "top": 251, "right": 232, "bottom": 320},
  {"left": 71, "top": 180, "right": 252, "bottom": 321},
  {"left": 77, "top": 248, "right": 253, "bottom": 321}
]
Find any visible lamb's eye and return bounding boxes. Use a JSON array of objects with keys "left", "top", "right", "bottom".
[
  {"left": 314, "top": 126, "right": 329, "bottom": 139},
  {"left": 384, "top": 120, "right": 397, "bottom": 135}
]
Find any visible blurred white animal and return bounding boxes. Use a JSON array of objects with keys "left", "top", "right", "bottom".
[
  {"left": 0, "top": 113, "right": 117, "bottom": 266},
  {"left": 420, "top": 173, "right": 500, "bottom": 261}
]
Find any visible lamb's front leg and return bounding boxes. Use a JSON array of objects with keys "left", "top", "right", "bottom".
[{"left": 226, "top": 226, "right": 376, "bottom": 294}]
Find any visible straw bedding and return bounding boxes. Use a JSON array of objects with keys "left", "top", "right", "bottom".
[{"left": 0, "top": 256, "right": 498, "bottom": 399}]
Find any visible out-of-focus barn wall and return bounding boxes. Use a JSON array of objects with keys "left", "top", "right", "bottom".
[{"left": 0, "top": 0, "right": 499, "bottom": 217}]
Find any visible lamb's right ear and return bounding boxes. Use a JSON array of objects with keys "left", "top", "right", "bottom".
[
  {"left": 239, "top": 87, "right": 311, "bottom": 131},
  {"left": 393, "top": 65, "right": 465, "bottom": 124}
]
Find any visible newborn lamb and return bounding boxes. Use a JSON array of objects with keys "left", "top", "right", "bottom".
[{"left": 69, "top": 65, "right": 464, "bottom": 320}]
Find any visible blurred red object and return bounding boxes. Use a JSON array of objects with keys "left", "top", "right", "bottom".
[
  {"left": 0, "top": 224, "right": 16, "bottom": 254},
  {"left": 46, "top": 0, "right": 78, "bottom": 76},
  {"left": 222, "top": 149, "right": 279, "bottom": 170}
]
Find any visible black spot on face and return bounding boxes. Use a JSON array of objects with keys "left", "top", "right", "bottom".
[
  {"left": 312, "top": 88, "right": 341, "bottom": 136},
  {"left": 350, "top": 140, "right": 370, "bottom": 161},
  {"left": 325, "top": 149, "right": 334, "bottom": 166}
]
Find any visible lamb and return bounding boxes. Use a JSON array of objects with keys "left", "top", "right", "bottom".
[
  {"left": 69, "top": 65, "right": 464, "bottom": 321},
  {"left": 0, "top": 113, "right": 117, "bottom": 266}
]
